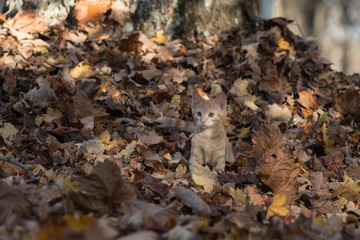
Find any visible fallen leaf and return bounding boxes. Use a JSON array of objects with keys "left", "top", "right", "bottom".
[
  {"left": 266, "top": 194, "right": 289, "bottom": 218},
  {"left": 0, "top": 122, "right": 19, "bottom": 145},
  {"left": 0, "top": 181, "right": 31, "bottom": 226},
  {"left": 43, "top": 108, "right": 62, "bottom": 123},
  {"left": 229, "top": 187, "right": 246, "bottom": 203},
  {"left": 192, "top": 165, "right": 219, "bottom": 193},
  {"left": 69, "top": 61, "right": 95, "bottom": 79},
  {"left": 99, "top": 130, "right": 111, "bottom": 145},
  {"left": 266, "top": 103, "right": 292, "bottom": 122},
  {"left": 117, "top": 231, "right": 159, "bottom": 240},
  {"left": 70, "top": 160, "right": 135, "bottom": 214},
  {"left": 152, "top": 32, "right": 167, "bottom": 45},
  {"left": 114, "top": 141, "right": 137, "bottom": 161},
  {"left": 276, "top": 37, "right": 295, "bottom": 55},
  {"left": 26, "top": 78, "right": 54, "bottom": 109},
  {"left": 174, "top": 186, "right": 211, "bottom": 215}
]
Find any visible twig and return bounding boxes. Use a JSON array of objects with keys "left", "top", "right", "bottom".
[{"left": 0, "top": 156, "right": 38, "bottom": 181}]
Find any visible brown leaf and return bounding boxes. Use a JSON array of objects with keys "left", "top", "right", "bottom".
[
  {"left": 26, "top": 78, "right": 54, "bottom": 109},
  {"left": 254, "top": 124, "right": 300, "bottom": 204},
  {"left": 334, "top": 88, "right": 360, "bottom": 119},
  {"left": 10, "top": 9, "right": 48, "bottom": 33},
  {"left": 134, "top": 171, "right": 170, "bottom": 197},
  {"left": 174, "top": 186, "right": 211, "bottom": 215},
  {"left": 318, "top": 152, "right": 344, "bottom": 178},
  {"left": 297, "top": 91, "right": 317, "bottom": 116},
  {"left": 70, "top": 160, "right": 135, "bottom": 214},
  {"left": 68, "top": 90, "right": 108, "bottom": 124},
  {"left": 0, "top": 181, "right": 31, "bottom": 227}
]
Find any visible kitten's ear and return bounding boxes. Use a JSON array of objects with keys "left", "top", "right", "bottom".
[
  {"left": 214, "top": 92, "right": 226, "bottom": 110},
  {"left": 192, "top": 90, "right": 202, "bottom": 106}
]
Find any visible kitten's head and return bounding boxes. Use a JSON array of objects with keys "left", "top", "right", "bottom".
[{"left": 192, "top": 90, "right": 227, "bottom": 128}]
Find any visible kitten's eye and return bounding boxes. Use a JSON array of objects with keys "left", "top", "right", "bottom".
[
  {"left": 196, "top": 111, "right": 202, "bottom": 117},
  {"left": 208, "top": 112, "right": 214, "bottom": 118}
]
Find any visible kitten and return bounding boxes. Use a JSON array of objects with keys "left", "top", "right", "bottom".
[{"left": 156, "top": 91, "right": 234, "bottom": 172}]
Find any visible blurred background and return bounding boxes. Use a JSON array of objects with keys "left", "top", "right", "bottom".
[
  {"left": 1, "top": 0, "right": 358, "bottom": 74},
  {"left": 260, "top": 0, "right": 360, "bottom": 74}
]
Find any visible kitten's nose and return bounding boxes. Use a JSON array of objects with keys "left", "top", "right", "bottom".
[{"left": 201, "top": 120, "right": 206, "bottom": 125}]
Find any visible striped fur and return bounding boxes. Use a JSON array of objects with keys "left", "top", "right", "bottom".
[
  {"left": 155, "top": 116, "right": 195, "bottom": 132},
  {"left": 157, "top": 91, "right": 234, "bottom": 172}
]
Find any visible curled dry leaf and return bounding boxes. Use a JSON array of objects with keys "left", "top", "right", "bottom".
[
  {"left": 297, "top": 90, "right": 317, "bottom": 116},
  {"left": 70, "top": 160, "right": 135, "bottom": 214},
  {"left": 334, "top": 88, "right": 360, "bottom": 119},
  {"left": 0, "top": 181, "right": 31, "bottom": 227},
  {"left": 25, "top": 78, "right": 54, "bottom": 109},
  {"left": 69, "top": 61, "right": 95, "bottom": 79},
  {"left": 68, "top": 90, "right": 108, "bottom": 124},
  {"left": 266, "top": 103, "right": 292, "bottom": 122},
  {"left": 254, "top": 124, "right": 300, "bottom": 204},
  {"left": 174, "top": 186, "right": 211, "bottom": 215},
  {"left": 192, "top": 165, "right": 219, "bottom": 193}
]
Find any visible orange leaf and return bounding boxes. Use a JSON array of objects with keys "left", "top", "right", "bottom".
[
  {"left": 277, "top": 38, "right": 295, "bottom": 55},
  {"left": 152, "top": 32, "right": 167, "bottom": 45},
  {"left": 10, "top": 9, "right": 48, "bottom": 33},
  {"left": 75, "top": 0, "right": 113, "bottom": 24}
]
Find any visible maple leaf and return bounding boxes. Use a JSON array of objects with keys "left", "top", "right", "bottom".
[{"left": 266, "top": 194, "right": 289, "bottom": 218}]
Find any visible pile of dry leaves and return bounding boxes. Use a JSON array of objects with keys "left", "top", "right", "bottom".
[{"left": 1, "top": 6, "right": 360, "bottom": 240}]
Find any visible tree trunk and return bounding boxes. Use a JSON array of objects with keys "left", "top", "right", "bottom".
[{"left": 2, "top": 0, "right": 260, "bottom": 39}]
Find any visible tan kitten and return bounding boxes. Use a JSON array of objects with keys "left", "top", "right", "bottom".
[{"left": 156, "top": 91, "right": 234, "bottom": 172}]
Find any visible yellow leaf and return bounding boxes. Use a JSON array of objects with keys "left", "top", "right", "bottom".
[
  {"left": 114, "top": 141, "right": 137, "bottom": 161},
  {"left": 175, "top": 164, "right": 187, "bottom": 178},
  {"left": 312, "top": 215, "right": 325, "bottom": 226},
  {"left": 152, "top": 32, "right": 167, "bottom": 45},
  {"left": 63, "top": 214, "right": 94, "bottom": 231},
  {"left": 237, "top": 127, "right": 250, "bottom": 139},
  {"left": 322, "top": 123, "right": 334, "bottom": 148},
  {"left": 0, "top": 122, "right": 18, "bottom": 142},
  {"left": 171, "top": 94, "right": 181, "bottom": 107},
  {"left": 63, "top": 175, "right": 80, "bottom": 192},
  {"left": 266, "top": 194, "right": 289, "bottom": 218},
  {"left": 33, "top": 45, "right": 49, "bottom": 54},
  {"left": 338, "top": 174, "right": 360, "bottom": 201},
  {"left": 99, "top": 130, "right": 111, "bottom": 145},
  {"left": 229, "top": 187, "right": 246, "bottom": 203},
  {"left": 192, "top": 165, "right": 219, "bottom": 193},
  {"left": 277, "top": 37, "right": 296, "bottom": 55},
  {"left": 43, "top": 108, "right": 62, "bottom": 123},
  {"left": 69, "top": 61, "right": 94, "bottom": 79}
]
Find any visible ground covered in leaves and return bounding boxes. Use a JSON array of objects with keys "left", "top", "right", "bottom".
[{"left": 1, "top": 10, "right": 360, "bottom": 240}]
